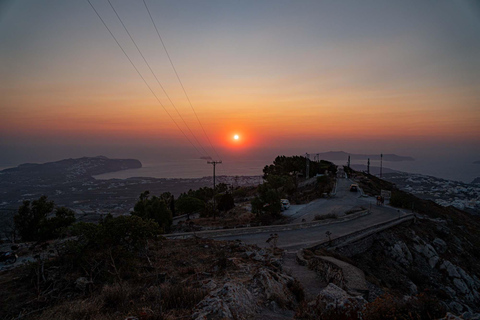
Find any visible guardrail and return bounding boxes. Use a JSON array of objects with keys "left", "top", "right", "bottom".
[
  {"left": 164, "top": 209, "right": 371, "bottom": 240},
  {"left": 306, "top": 213, "right": 415, "bottom": 251}
]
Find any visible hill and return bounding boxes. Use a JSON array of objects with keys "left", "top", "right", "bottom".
[{"left": 318, "top": 151, "right": 414, "bottom": 162}]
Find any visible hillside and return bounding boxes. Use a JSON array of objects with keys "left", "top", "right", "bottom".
[{"left": 317, "top": 151, "right": 414, "bottom": 162}]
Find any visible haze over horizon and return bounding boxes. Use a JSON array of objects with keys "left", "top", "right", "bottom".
[{"left": 1, "top": 1, "right": 479, "bottom": 174}]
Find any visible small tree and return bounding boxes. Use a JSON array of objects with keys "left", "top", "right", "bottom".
[
  {"left": 216, "top": 193, "right": 235, "bottom": 212},
  {"left": 38, "top": 206, "right": 76, "bottom": 240},
  {"left": 175, "top": 196, "right": 204, "bottom": 219},
  {"left": 132, "top": 191, "right": 172, "bottom": 233},
  {"left": 14, "top": 196, "right": 75, "bottom": 241},
  {"left": 251, "top": 183, "right": 282, "bottom": 217},
  {"left": 14, "top": 196, "right": 54, "bottom": 241}
]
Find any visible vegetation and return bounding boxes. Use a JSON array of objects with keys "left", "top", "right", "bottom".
[
  {"left": 175, "top": 195, "right": 205, "bottom": 218},
  {"left": 131, "top": 191, "right": 172, "bottom": 232},
  {"left": 216, "top": 192, "right": 235, "bottom": 212},
  {"left": 13, "top": 196, "right": 76, "bottom": 241},
  {"left": 313, "top": 213, "right": 338, "bottom": 221}
]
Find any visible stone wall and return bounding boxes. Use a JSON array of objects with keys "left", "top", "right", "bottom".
[{"left": 307, "top": 256, "right": 346, "bottom": 290}]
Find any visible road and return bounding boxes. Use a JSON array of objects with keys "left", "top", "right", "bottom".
[{"left": 214, "top": 177, "right": 406, "bottom": 251}]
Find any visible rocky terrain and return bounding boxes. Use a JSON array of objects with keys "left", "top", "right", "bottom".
[{"left": 383, "top": 171, "right": 480, "bottom": 214}]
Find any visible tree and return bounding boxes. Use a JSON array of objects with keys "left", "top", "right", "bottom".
[
  {"left": 251, "top": 183, "right": 282, "bottom": 217},
  {"left": 38, "top": 206, "right": 76, "bottom": 240},
  {"left": 14, "top": 196, "right": 54, "bottom": 241},
  {"left": 131, "top": 191, "right": 172, "bottom": 233},
  {"left": 175, "top": 196, "right": 204, "bottom": 219},
  {"left": 216, "top": 193, "right": 235, "bottom": 212}
]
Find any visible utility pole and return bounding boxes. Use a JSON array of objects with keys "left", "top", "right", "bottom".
[
  {"left": 367, "top": 158, "right": 370, "bottom": 175},
  {"left": 305, "top": 153, "right": 310, "bottom": 179},
  {"left": 347, "top": 155, "right": 350, "bottom": 169},
  {"left": 380, "top": 153, "right": 383, "bottom": 178},
  {"left": 207, "top": 160, "right": 222, "bottom": 219}
]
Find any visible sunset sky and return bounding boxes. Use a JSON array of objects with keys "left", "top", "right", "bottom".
[{"left": 1, "top": 0, "right": 479, "bottom": 166}]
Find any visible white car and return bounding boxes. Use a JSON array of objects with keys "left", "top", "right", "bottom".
[{"left": 281, "top": 199, "right": 290, "bottom": 210}]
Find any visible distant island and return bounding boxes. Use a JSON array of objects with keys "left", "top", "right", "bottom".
[
  {"left": 316, "top": 151, "right": 414, "bottom": 162},
  {"left": 0, "top": 156, "right": 142, "bottom": 185},
  {"left": 472, "top": 177, "right": 480, "bottom": 184},
  {"left": 474, "top": 160, "right": 480, "bottom": 164}
]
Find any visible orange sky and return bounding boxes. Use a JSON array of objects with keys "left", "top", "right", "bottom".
[{"left": 1, "top": 1, "right": 479, "bottom": 162}]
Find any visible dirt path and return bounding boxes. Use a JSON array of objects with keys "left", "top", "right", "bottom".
[{"left": 282, "top": 251, "right": 326, "bottom": 301}]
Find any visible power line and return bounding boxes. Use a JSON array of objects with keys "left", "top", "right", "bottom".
[
  {"left": 142, "top": 0, "right": 222, "bottom": 161},
  {"left": 107, "top": 0, "right": 211, "bottom": 159},
  {"left": 86, "top": 0, "right": 205, "bottom": 157}
]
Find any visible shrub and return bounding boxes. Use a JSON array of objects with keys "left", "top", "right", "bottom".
[
  {"left": 216, "top": 193, "right": 235, "bottom": 212},
  {"left": 175, "top": 196, "right": 205, "bottom": 218},
  {"left": 314, "top": 213, "right": 338, "bottom": 221},
  {"left": 132, "top": 191, "right": 172, "bottom": 232},
  {"left": 14, "top": 196, "right": 76, "bottom": 241}
]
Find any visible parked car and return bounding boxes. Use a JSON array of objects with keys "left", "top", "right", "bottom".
[
  {"left": 281, "top": 199, "right": 290, "bottom": 210},
  {"left": 350, "top": 184, "right": 358, "bottom": 192}
]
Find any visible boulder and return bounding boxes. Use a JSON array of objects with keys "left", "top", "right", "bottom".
[
  {"left": 387, "top": 241, "right": 413, "bottom": 267},
  {"left": 433, "top": 238, "right": 448, "bottom": 254},
  {"left": 192, "top": 282, "right": 258, "bottom": 320},
  {"left": 440, "top": 260, "right": 461, "bottom": 278},
  {"left": 454, "top": 278, "right": 470, "bottom": 295},
  {"left": 254, "top": 268, "right": 296, "bottom": 307},
  {"left": 315, "top": 283, "right": 366, "bottom": 311}
]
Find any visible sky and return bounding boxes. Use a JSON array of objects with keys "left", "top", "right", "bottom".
[{"left": 1, "top": 0, "right": 479, "bottom": 168}]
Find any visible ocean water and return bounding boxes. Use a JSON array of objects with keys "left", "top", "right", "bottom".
[{"left": 93, "top": 156, "right": 480, "bottom": 184}]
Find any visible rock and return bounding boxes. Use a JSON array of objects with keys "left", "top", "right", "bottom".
[
  {"left": 439, "top": 312, "right": 462, "bottom": 320},
  {"left": 440, "top": 260, "right": 461, "bottom": 278},
  {"left": 449, "top": 301, "right": 466, "bottom": 314},
  {"left": 413, "top": 243, "right": 438, "bottom": 260},
  {"left": 408, "top": 281, "right": 418, "bottom": 295},
  {"left": 387, "top": 241, "right": 413, "bottom": 267},
  {"left": 201, "top": 279, "right": 217, "bottom": 291},
  {"left": 433, "top": 238, "right": 448, "bottom": 254},
  {"left": 457, "top": 267, "right": 477, "bottom": 291},
  {"left": 315, "top": 283, "right": 366, "bottom": 311},
  {"left": 75, "top": 277, "right": 92, "bottom": 291},
  {"left": 429, "top": 256, "right": 440, "bottom": 268},
  {"left": 193, "top": 282, "right": 258, "bottom": 320},
  {"left": 453, "top": 278, "right": 470, "bottom": 295},
  {"left": 254, "top": 268, "right": 296, "bottom": 307}
]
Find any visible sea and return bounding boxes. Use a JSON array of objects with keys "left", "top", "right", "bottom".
[{"left": 92, "top": 155, "right": 480, "bottom": 184}]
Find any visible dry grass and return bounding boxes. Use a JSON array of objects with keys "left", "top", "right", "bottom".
[{"left": 0, "top": 238, "right": 269, "bottom": 320}]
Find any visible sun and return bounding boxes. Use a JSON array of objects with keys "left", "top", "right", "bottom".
[{"left": 233, "top": 134, "right": 239, "bottom": 140}]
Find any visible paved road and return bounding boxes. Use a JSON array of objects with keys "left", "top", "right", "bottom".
[{"left": 215, "top": 177, "right": 406, "bottom": 251}]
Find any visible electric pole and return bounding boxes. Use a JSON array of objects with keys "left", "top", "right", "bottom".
[
  {"left": 347, "top": 155, "right": 350, "bottom": 169},
  {"left": 367, "top": 158, "right": 370, "bottom": 175},
  {"left": 207, "top": 160, "right": 222, "bottom": 219},
  {"left": 305, "top": 153, "right": 310, "bottom": 179},
  {"left": 380, "top": 153, "right": 383, "bottom": 178}
]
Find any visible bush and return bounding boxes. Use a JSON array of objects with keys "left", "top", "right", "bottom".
[
  {"left": 68, "top": 215, "right": 160, "bottom": 281},
  {"left": 132, "top": 191, "right": 172, "bottom": 232},
  {"left": 175, "top": 196, "right": 204, "bottom": 218},
  {"left": 314, "top": 213, "right": 338, "bottom": 221},
  {"left": 14, "top": 196, "right": 76, "bottom": 241},
  {"left": 216, "top": 193, "right": 235, "bottom": 212}
]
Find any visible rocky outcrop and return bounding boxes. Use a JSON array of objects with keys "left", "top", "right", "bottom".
[
  {"left": 253, "top": 268, "right": 297, "bottom": 307},
  {"left": 386, "top": 241, "right": 413, "bottom": 268},
  {"left": 193, "top": 247, "right": 302, "bottom": 319},
  {"left": 193, "top": 282, "right": 258, "bottom": 320},
  {"left": 315, "top": 283, "right": 366, "bottom": 311}
]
